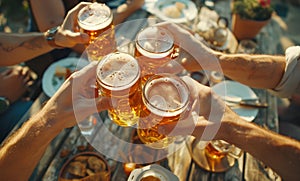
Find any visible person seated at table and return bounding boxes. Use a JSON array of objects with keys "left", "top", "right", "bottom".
[
  {"left": 0, "top": 2, "right": 91, "bottom": 143},
  {"left": 26, "top": 0, "right": 145, "bottom": 76},
  {"left": 153, "top": 22, "right": 300, "bottom": 181}
]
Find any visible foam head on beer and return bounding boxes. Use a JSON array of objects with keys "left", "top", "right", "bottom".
[
  {"left": 97, "top": 52, "right": 140, "bottom": 91},
  {"left": 143, "top": 76, "right": 189, "bottom": 117},
  {"left": 136, "top": 27, "right": 174, "bottom": 59},
  {"left": 78, "top": 3, "right": 113, "bottom": 31}
]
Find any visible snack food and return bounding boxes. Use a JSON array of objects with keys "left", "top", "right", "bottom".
[
  {"left": 55, "top": 66, "right": 72, "bottom": 79},
  {"left": 162, "top": 2, "right": 186, "bottom": 18},
  {"left": 59, "top": 152, "right": 110, "bottom": 181}
]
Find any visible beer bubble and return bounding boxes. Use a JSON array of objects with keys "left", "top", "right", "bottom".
[{"left": 97, "top": 52, "right": 140, "bottom": 91}]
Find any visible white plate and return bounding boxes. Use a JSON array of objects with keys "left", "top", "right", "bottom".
[
  {"left": 42, "top": 57, "right": 88, "bottom": 97},
  {"left": 212, "top": 80, "right": 259, "bottom": 122},
  {"left": 144, "top": 0, "right": 198, "bottom": 23}
]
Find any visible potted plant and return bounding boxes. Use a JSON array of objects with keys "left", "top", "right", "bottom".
[{"left": 231, "top": 0, "right": 273, "bottom": 40}]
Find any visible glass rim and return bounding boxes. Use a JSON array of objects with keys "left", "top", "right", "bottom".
[
  {"left": 77, "top": 3, "right": 113, "bottom": 28},
  {"left": 96, "top": 52, "right": 140, "bottom": 90},
  {"left": 142, "top": 73, "right": 190, "bottom": 114},
  {"left": 135, "top": 26, "right": 175, "bottom": 55}
]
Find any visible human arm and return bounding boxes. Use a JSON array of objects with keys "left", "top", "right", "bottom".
[
  {"left": 215, "top": 52, "right": 286, "bottom": 89},
  {"left": 0, "top": 61, "right": 110, "bottom": 180},
  {"left": 157, "top": 23, "right": 287, "bottom": 89},
  {"left": 29, "top": 0, "right": 66, "bottom": 32},
  {"left": 158, "top": 76, "right": 300, "bottom": 181},
  {"left": 0, "top": 2, "right": 90, "bottom": 66},
  {"left": 29, "top": 0, "right": 145, "bottom": 53},
  {"left": 113, "top": 0, "right": 145, "bottom": 25}
]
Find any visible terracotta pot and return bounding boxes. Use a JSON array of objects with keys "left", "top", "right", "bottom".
[{"left": 231, "top": 14, "right": 270, "bottom": 40}]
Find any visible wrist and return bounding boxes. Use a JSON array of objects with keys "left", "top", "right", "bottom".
[
  {"left": 217, "top": 109, "right": 242, "bottom": 141},
  {"left": 44, "top": 26, "right": 64, "bottom": 49}
]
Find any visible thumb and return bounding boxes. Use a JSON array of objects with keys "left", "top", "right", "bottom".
[
  {"left": 67, "top": 31, "right": 89, "bottom": 44},
  {"left": 57, "top": 31, "right": 89, "bottom": 47}
]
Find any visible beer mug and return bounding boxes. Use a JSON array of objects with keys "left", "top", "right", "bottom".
[
  {"left": 137, "top": 74, "right": 190, "bottom": 149},
  {"left": 134, "top": 26, "right": 179, "bottom": 83},
  {"left": 96, "top": 52, "right": 141, "bottom": 127},
  {"left": 78, "top": 2, "right": 116, "bottom": 61},
  {"left": 205, "top": 140, "right": 242, "bottom": 160}
]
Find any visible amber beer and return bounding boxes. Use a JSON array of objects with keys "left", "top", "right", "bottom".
[
  {"left": 78, "top": 3, "right": 116, "bottom": 61},
  {"left": 135, "top": 26, "right": 179, "bottom": 83},
  {"left": 96, "top": 52, "right": 141, "bottom": 127},
  {"left": 204, "top": 140, "right": 242, "bottom": 160},
  {"left": 137, "top": 74, "right": 189, "bottom": 149}
]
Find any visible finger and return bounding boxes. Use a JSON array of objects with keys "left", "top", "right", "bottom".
[
  {"left": 20, "top": 66, "right": 30, "bottom": 76},
  {"left": 25, "top": 80, "right": 34, "bottom": 88},
  {"left": 21, "top": 68, "right": 31, "bottom": 81},
  {"left": 63, "top": 2, "right": 92, "bottom": 29},
  {"left": 1, "top": 68, "right": 12, "bottom": 76},
  {"left": 155, "top": 22, "right": 193, "bottom": 45},
  {"left": 66, "top": 31, "right": 89, "bottom": 45}
]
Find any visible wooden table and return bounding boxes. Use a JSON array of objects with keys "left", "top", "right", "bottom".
[{"left": 19, "top": 1, "right": 283, "bottom": 180}]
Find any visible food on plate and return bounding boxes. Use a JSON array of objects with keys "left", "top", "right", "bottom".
[
  {"left": 162, "top": 2, "right": 186, "bottom": 18},
  {"left": 87, "top": 156, "right": 107, "bottom": 172},
  {"left": 67, "top": 161, "right": 87, "bottom": 177},
  {"left": 55, "top": 66, "right": 72, "bottom": 79},
  {"left": 59, "top": 152, "right": 110, "bottom": 181},
  {"left": 175, "top": 2, "right": 186, "bottom": 10}
]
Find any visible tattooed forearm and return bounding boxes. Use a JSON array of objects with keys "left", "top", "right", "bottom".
[{"left": 0, "top": 36, "right": 44, "bottom": 52}]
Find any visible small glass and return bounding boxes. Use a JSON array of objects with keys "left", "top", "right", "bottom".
[{"left": 78, "top": 114, "right": 97, "bottom": 136}]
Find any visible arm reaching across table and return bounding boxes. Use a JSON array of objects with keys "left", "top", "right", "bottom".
[
  {"left": 156, "top": 23, "right": 300, "bottom": 98},
  {"left": 158, "top": 76, "right": 300, "bottom": 181},
  {"left": 0, "top": 61, "right": 110, "bottom": 180}
]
